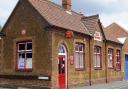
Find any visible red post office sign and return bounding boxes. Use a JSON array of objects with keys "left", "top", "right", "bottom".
[{"left": 65, "top": 31, "right": 74, "bottom": 38}]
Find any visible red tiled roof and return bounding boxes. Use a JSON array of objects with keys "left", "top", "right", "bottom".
[
  {"left": 82, "top": 15, "right": 106, "bottom": 40},
  {"left": 103, "top": 29, "right": 121, "bottom": 43},
  {"left": 104, "top": 23, "right": 128, "bottom": 44},
  {"left": 28, "top": 0, "right": 90, "bottom": 35},
  {"left": 82, "top": 15, "right": 100, "bottom": 35},
  {"left": 105, "top": 23, "right": 128, "bottom": 38}
]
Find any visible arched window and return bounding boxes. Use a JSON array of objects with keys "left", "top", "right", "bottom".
[
  {"left": 59, "top": 45, "right": 65, "bottom": 53},
  {"left": 58, "top": 44, "right": 67, "bottom": 56}
]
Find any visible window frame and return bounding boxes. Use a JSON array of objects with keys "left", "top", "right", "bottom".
[
  {"left": 75, "top": 43, "right": 85, "bottom": 70},
  {"left": 16, "top": 41, "right": 32, "bottom": 71},
  {"left": 108, "top": 48, "right": 114, "bottom": 68},
  {"left": 115, "top": 49, "right": 121, "bottom": 71},
  {"left": 94, "top": 46, "right": 102, "bottom": 69}
]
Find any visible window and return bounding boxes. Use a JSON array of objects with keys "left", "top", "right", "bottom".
[
  {"left": 59, "top": 45, "right": 65, "bottom": 54},
  {"left": 94, "top": 46, "right": 101, "bottom": 68},
  {"left": 116, "top": 50, "right": 121, "bottom": 70},
  {"left": 75, "top": 43, "right": 84, "bottom": 69},
  {"left": 108, "top": 48, "right": 114, "bottom": 68},
  {"left": 16, "top": 41, "right": 32, "bottom": 70}
]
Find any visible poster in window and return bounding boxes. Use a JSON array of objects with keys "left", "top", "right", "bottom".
[{"left": 18, "top": 57, "right": 25, "bottom": 69}]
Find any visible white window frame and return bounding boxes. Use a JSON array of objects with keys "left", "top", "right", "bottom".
[
  {"left": 94, "top": 46, "right": 101, "bottom": 68},
  {"left": 108, "top": 48, "right": 114, "bottom": 68},
  {"left": 75, "top": 43, "right": 84, "bottom": 69},
  {"left": 16, "top": 41, "right": 32, "bottom": 70}
]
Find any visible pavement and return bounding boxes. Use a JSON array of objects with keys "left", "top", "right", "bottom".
[
  {"left": 0, "top": 87, "right": 29, "bottom": 89},
  {"left": 0, "top": 81, "right": 128, "bottom": 89},
  {"left": 72, "top": 80, "right": 128, "bottom": 89}
]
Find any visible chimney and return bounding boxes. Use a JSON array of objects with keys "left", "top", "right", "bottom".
[{"left": 62, "top": 0, "right": 71, "bottom": 10}]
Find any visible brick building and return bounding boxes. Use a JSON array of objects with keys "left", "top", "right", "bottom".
[
  {"left": 104, "top": 23, "right": 128, "bottom": 81},
  {"left": 0, "top": 0, "right": 125, "bottom": 89}
]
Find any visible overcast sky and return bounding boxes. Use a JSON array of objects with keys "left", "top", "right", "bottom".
[{"left": 0, "top": 0, "right": 128, "bottom": 30}]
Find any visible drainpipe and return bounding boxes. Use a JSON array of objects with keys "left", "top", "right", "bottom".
[
  {"left": 105, "top": 40, "right": 108, "bottom": 83},
  {"left": 89, "top": 36, "right": 92, "bottom": 86},
  {"left": 120, "top": 46, "right": 124, "bottom": 81}
]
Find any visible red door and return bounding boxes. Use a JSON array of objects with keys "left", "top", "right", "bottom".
[{"left": 58, "top": 56, "right": 66, "bottom": 89}]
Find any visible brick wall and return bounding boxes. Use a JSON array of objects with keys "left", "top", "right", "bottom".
[
  {"left": 0, "top": 0, "right": 51, "bottom": 88},
  {"left": 52, "top": 29, "right": 90, "bottom": 88}
]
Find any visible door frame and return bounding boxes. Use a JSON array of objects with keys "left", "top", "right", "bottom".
[{"left": 58, "top": 44, "right": 68, "bottom": 89}]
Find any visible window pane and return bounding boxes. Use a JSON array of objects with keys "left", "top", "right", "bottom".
[
  {"left": 58, "top": 59, "right": 61, "bottom": 74},
  {"left": 109, "top": 55, "right": 113, "bottom": 67},
  {"left": 75, "top": 44, "right": 79, "bottom": 51},
  {"left": 97, "top": 54, "right": 101, "bottom": 67},
  {"left": 19, "top": 43, "right": 25, "bottom": 50},
  {"left": 116, "top": 50, "right": 120, "bottom": 62},
  {"left": 94, "top": 54, "right": 97, "bottom": 67},
  {"left": 79, "top": 45, "right": 83, "bottom": 51},
  {"left": 108, "top": 50, "right": 110, "bottom": 54},
  {"left": 75, "top": 52, "right": 79, "bottom": 68},
  {"left": 26, "top": 53, "right": 32, "bottom": 69},
  {"left": 97, "top": 47, "right": 100, "bottom": 54},
  {"left": 110, "top": 49, "right": 112, "bottom": 54},
  {"left": 27, "top": 42, "right": 32, "bottom": 50},
  {"left": 108, "top": 49, "right": 112, "bottom": 54},
  {"left": 108, "top": 49, "right": 113, "bottom": 67},
  {"left": 62, "top": 58, "right": 65, "bottom": 74},
  {"left": 18, "top": 53, "right": 25, "bottom": 69},
  {"left": 26, "top": 52, "right": 32, "bottom": 58},
  {"left": 110, "top": 60, "right": 112, "bottom": 67},
  {"left": 59, "top": 45, "right": 65, "bottom": 53},
  {"left": 94, "top": 47, "right": 97, "bottom": 53},
  {"left": 80, "top": 53, "right": 83, "bottom": 68},
  {"left": 108, "top": 55, "right": 111, "bottom": 67}
]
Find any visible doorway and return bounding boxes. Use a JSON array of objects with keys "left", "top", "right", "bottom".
[
  {"left": 58, "top": 44, "right": 67, "bottom": 89},
  {"left": 125, "top": 55, "right": 128, "bottom": 80}
]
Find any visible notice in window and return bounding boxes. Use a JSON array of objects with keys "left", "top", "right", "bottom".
[{"left": 18, "top": 58, "right": 25, "bottom": 68}]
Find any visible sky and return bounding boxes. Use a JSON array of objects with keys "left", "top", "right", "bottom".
[{"left": 0, "top": 0, "right": 128, "bottom": 30}]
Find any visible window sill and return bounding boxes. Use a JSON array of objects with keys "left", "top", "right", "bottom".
[
  {"left": 108, "top": 67, "right": 114, "bottom": 69},
  {"left": 115, "top": 69, "right": 121, "bottom": 71},
  {"left": 75, "top": 68, "right": 85, "bottom": 71},
  {"left": 94, "top": 67, "right": 102, "bottom": 70},
  {"left": 16, "top": 69, "right": 33, "bottom": 72}
]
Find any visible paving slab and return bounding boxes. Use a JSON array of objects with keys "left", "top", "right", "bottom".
[{"left": 71, "top": 80, "right": 128, "bottom": 89}]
